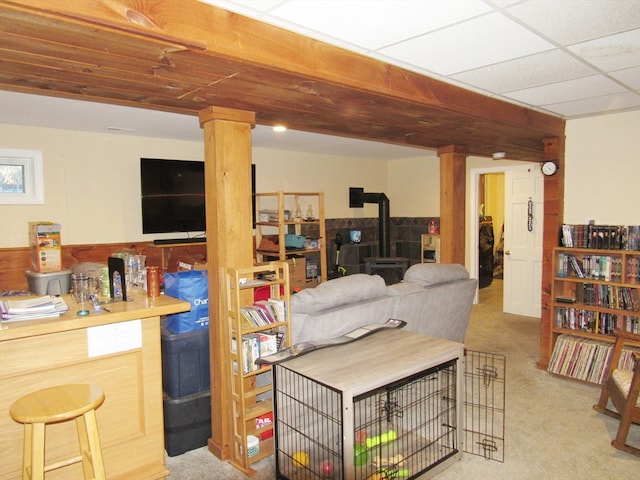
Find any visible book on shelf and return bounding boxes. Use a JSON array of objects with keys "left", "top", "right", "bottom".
[
  {"left": 549, "top": 334, "right": 640, "bottom": 384},
  {"left": 557, "top": 253, "right": 628, "bottom": 282},
  {"left": 554, "top": 307, "right": 640, "bottom": 336},
  {"left": 628, "top": 257, "right": 640, "bottom": 284},
  {"left": 233, "top": 330, "right": 287, "bottom": 374},
  {"left": 560, "top": 224, "right": 640, "bottom": 251},
  {"left": 239, "top": 298, "right": 287, "bottom": 328},
  {"left": 267, "top": 298, "right": 287, "bottom": 322}
]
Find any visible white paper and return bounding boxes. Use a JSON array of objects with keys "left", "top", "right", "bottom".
[{"left": 87, "top": 319, "right": 142, "bottom": 358}]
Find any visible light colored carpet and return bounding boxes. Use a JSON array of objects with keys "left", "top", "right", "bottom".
[{"left": 166, "top": 283, "right": 639, "bottom": 479}]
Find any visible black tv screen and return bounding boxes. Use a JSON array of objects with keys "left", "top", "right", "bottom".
[{"left": 140, "top": 158, "right": 206, "bottom": 234}]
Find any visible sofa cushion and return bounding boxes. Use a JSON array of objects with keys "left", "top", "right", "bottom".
[
  {"left": 403, "top": 263, "right": 469, "bottom": 286},
  {"left": 291, "top": 274, "right": 388, "bottom": 314}
]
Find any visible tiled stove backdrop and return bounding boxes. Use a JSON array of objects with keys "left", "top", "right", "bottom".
[{"left": 324, "top": 217, "right": 440, "bottom": 279}]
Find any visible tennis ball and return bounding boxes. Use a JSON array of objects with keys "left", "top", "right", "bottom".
[
  {"left": 320, "top": 460, "right": 334, "bottom": 476},
  {"left": 292, "top": 451, "right": 309, "bottom": 468},
  {"left": 354, "top": 443, "right": 368, "bottom": 467}
]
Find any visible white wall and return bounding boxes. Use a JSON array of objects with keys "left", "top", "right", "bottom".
[
  {"left": 0, "top": 124, "right": 204, "bottom": 247},
  {"left": 252, "top": 148, "right": 388, "bottom": 219},
  {"left": 2, "top": 109, "right": 639, "bottom": 248},
  {"left": 0, "top": 124, "right": 435, "bottom": 247},
  {"left": 387, "top": 153, "right": 440, "bottom": 217},
  {"left": 564, "top": 110, "right": 640, "bottom": 224}
]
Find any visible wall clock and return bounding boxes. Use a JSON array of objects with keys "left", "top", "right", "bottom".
[{"left": 541, "top": 161, "right": 558, "bottom": 176}]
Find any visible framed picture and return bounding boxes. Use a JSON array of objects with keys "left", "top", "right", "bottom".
[{"left": 0, "top": 148, "right": 44, "bottom": 204}]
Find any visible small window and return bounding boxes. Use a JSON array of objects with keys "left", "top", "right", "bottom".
[{"left": 0, "top": 149, "right": 44, "bottom": 204}]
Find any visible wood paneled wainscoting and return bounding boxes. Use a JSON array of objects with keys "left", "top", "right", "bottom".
[{"left": 0, "top": 242, "right": 207, "bottom": 293}]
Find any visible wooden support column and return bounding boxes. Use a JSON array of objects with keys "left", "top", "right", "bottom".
[
  {"left": 199, "top": 106, "right": 255, "bottom": 460},
  {"left": 538, "top": 136, "right": 565, "bottom": 369},
  {"left": 437, "top": 145, "right": 467, "bottom": 264}
]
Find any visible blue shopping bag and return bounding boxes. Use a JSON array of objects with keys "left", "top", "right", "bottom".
[{"left": 164, "top": 270, "right": 209, "bottom": 333}]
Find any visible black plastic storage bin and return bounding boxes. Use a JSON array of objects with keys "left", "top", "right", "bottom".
[
  {"left": 163, "top": 390, "right": 212, "bottom": 457},
  {"left": 161, "top": 326, "right": 210, "bottom": 398}
]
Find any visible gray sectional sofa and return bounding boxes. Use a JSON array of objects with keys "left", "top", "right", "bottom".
[{"left": 290, "top": 263, "right": 477, "bottom": 345}]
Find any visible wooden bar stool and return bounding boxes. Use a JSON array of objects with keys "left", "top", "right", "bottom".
[{"left": 9, "top": 384, "right": 106, "bottom": 480}]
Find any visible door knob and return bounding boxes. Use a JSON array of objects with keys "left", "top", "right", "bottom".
[{"left": 505, "top": 250, "right": 511, "bottom": 255}]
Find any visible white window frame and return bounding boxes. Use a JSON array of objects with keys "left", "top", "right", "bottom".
[{"left": 0, "top": 148, "right": 44, "bottom": 204}]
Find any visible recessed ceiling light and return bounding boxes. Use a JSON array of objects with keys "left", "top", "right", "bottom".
[{"left": 272, "top": 125, "right": 287, "bottom": 132}]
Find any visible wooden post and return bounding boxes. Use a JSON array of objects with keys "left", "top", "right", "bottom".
[
  {"left": 199, "top": 106, "right": 255, "bottom": 460},
  {"left": 437, "top": 146, "right": 467, "bottom": 265},
  {"left": 538, "top": 136, "right": 565, "bottom": 369}
]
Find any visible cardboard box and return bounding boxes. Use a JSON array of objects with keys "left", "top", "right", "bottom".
[
  {"left": 263, "top": 254, "right": 309, "bottom": 291},
  {"left": 28, "top": 222, "right": 62, "bottom": 272},
  {"left": 286, "top": 255, "right": 306, "bottom": 290}
]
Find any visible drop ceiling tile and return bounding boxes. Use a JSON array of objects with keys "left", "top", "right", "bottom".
[
  {"left": 379, "top": 12, "right": 554, "bottom": 75},
  {"left": 544, "top": 91, "right": 640, "bottom": 117},
  {"left": 451, "top": 49, "right": 595, "bottom": 93},
  {"left": 265, "top": 0, "right": 491, "bottom": 50},
  {"left": 609, "top": 66, "right": 640, "bottom": 90},
  {"left": 506, "top": 0, "right": 640, "bottom": 45},
  {"left": 198, "top": 0, "right": 281, "bottom": 15},
  {"left": 506, "top": 75, "right": 626, "bottom": 105},
  {"left": 568, "top": 29, "right": 640, "bottom": 72}
]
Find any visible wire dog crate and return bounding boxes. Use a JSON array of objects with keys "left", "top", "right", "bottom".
[
  {"left": 272, "top": 329, "right": 465, "bottom": 479},
  {"left": 463, "top": 350, "right": 506, "bottom": 462}
]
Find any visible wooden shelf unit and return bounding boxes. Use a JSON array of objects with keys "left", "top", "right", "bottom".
[
  {"left": 548, "top": 247, "right": 640, "bottom": 383},
  {"left": 222, "top": 262, "right": 291, "bottom": 475},
  {"left": 254, "top": 192, "right": 327, "bottom": 288},
  {"left": 421, "top": 234, "right": 441, "bottom": 263},
  {"left": 149, "top": 242, "right": 207, "bottom": 270}
]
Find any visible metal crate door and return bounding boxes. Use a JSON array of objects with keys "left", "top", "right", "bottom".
[{"left": 463, "top": 350, "right": 506, "bottom": 462}]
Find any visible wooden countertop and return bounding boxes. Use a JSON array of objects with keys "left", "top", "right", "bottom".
[{"left": 0, "top": 294, "right": 191, "bottom": 341}]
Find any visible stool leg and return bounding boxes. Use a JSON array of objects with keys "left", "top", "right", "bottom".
[
  {"left": 29, "top": 423, "right": 46, "bottom": 480},
  {"left": 76, "top": 410, "right": 106, "bottom": 480},
  {"left": 75, "top": 414, "right": 92, "bottom": 480},
  {"left": 22, "top": 424, "right": 32, "bottom": 480}
]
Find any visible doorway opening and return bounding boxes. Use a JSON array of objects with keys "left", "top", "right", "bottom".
[{"left": 470, "top": 163, "right": 543, "bottom": 315}]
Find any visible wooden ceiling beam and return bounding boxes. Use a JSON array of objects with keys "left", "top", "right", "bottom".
[{"left": 0, "top": 0, "right": 565, "bottom": 161}]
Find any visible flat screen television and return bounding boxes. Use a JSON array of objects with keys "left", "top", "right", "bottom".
[{"left": 140, "top": 158, "right": 206, "bottom": 234}]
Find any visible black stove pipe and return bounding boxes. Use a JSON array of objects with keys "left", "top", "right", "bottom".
[{"left": 349, "top": 187, "right": 390, "bottom": 257}]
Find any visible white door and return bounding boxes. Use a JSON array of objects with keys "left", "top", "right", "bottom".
[{"left": 503, "top": 166, "right": 543, "bottom": 317}]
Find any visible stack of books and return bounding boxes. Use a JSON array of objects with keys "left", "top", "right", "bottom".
[{"left": 0, "top": 295, "right": 69, "bottom": 322}]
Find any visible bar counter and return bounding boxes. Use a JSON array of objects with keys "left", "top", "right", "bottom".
[{"left": 0, "top": 294, "right": 191, "bottom": 480}]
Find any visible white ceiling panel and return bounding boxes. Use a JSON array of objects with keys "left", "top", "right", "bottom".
[
  {"left": 269, "top": 0, "right": 492, "bottom": 50},
  {"left": 505, "top": 0, "right": 640, "bottom": 45},
  {"left": 568, "top": 29, "right": 640, "bottom": 72},
  {"left": 505, "top": 75, "right": 627, "bottom": 105},
  {"left": 378, "top": 12, "right": 555, "bottom": 75},
  {"left": 609, "top": 66, "right": 640, "bottom": 90},
  {"left": 544, "top": 91, "right": 640, "bottom": 117},
  {"left": 451, "top": 49, "right": 595, "bottom": 93}
]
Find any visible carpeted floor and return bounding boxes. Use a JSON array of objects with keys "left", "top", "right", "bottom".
[{"left": 166, "top": 280, "right": 639, "bottom": 479}]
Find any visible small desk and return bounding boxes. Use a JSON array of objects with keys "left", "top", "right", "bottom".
[{"left": 0, "top": 294, "right": 190, "bottom": 480}]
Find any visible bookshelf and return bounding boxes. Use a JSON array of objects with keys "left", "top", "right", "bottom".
[
  {"left": 548, "top": 244, "right": 640, "bottom": 384},
  {"left": 254, "top": 192, "right": 327, "bottom": 290},
  {"left": 222, "top": 262, "right": 291, "bottom": 475}
]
